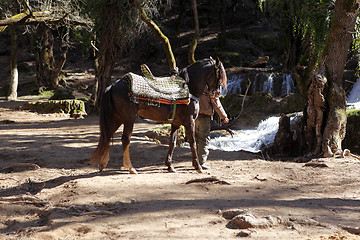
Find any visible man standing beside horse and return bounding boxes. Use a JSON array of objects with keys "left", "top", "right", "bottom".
[{"left": 196, "top": 87, "right": 229, "bottom": 170}]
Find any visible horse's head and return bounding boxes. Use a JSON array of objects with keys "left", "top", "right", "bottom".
[
  {"left": 207, "top": 57, "right": 227, "bottom": 94},
  {"left": 181, "top": 57, "right": 227, "bottom": 98}
]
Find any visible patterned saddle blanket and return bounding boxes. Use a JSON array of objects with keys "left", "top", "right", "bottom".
[{"left": 125, "top": 66, "right": 190, "bottom": 105}]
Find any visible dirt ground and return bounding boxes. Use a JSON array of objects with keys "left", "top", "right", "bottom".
[{"left": 1, "top": 99, "right": 360, "bottom": 240}]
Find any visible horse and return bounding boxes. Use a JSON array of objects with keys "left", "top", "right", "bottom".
[{"left": 90, "top": 57, "right": 227, "bottom": 174}]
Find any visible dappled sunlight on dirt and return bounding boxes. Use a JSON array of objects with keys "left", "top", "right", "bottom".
[{"left": 1, "top": 100, "right": 360, "bottom": 239}]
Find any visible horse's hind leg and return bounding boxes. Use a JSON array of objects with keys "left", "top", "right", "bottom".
[
  {"left": 122, "top": 122, "right": 137, "bottom": 174},
  {"left": 97, "top": 120, "right": 122, "bottom": 172},
  {"left": 165, "top": 124, "right": 179, "bottom": 172},
  {"left": 185, "top": 123, "right": 203, "bottom": 173}
]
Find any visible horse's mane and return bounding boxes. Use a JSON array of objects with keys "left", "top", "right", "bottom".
[{"left": 179, "top": 58, "right": 227, "bottom": 91}]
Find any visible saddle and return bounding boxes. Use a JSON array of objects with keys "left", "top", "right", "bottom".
[{"left": 125, "top": 64, "right": 190, "bottom": 106}]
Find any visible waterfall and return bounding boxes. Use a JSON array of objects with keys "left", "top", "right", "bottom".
[
  {"left": 263, "top": 73, "right": 275, "bottom": 96},
  {"left": 227, "top": 74, "right": 245, "bottom": 94},
  {"left": 281, "top": 74, "right": 295, "bottom": 96},
  {"left": 208, "top": 116, "right": 280, "bottom": 153},
  {"left": 347, "top": 78, "right": 360, "bottom": 110},
  {"left": 227, "top": 73, "right": 296, "bottom": 96}
]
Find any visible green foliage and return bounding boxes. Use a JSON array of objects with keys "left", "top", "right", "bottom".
[
  {"left": 38, "top": 90, "right": 54, "bottom": 98},
  {"left": 84, "top": 0, "right": 169, "bottom": 52},
  {"left": 258, "top": 0, "right": 335, "bottom": 63}
]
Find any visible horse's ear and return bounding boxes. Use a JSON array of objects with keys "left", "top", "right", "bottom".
[{"left": 216, "top": 57, "right": 221, "bottom": 66}]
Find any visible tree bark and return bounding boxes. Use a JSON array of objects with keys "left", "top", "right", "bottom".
[
  {"left": 307, "top": 0, "right": 360, "bottom": 157},
  {"left": 188, "top": 0, "right": 199, "bottom": 64},
  {"left": 36, "top": 24, "right": 55, "bottom": 88},
  {"left": 7, "top": 25, "right": 18, "bottom": 101},
  {"left": 35, "top": 24, "right": 69, "bottom": 89},
  {"left": 51, "top": 49, "right": 67, "bottom": 88},
  {"left": 135, "top": 0, "right": 177, "bottom": 71},
  {"left": 89, "top": 3, "right": 122, "bottom": 113}
]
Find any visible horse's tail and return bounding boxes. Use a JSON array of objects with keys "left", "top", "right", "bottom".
[{"left": 89, "top": 87, "right": 116, "bottom": 169}]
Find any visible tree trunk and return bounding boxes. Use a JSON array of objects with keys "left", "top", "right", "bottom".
[
  {"left": 90, "top": 42, "right": 116, "bottom": 112},
  {"left": 89, "top": 3, "right": 122, "bottom": 113},
  {"left": 36, "top": 24, "right": 55, "bottom": 88},
  {"left": 306, "top": 0, "right": 359, "bottom": 157},
  {"left": 7, "top": 25, "right": 18, "bottom": 101},
  {"left": 51, "top": 49, "right": 68, "bottom": 88},
  {"left": 188, "top": 0, "right": 199, "bottom": 64},
  {"left": 35, "top": 24, "right": 68, "bottom": 89},
  {"left": 136, "top": 0, "right": 177, "bottom": 71}
]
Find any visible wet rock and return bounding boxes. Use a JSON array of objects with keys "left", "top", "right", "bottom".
[
  {"left": 250, "top": 56, "right": 269, "bottom": 67},
  {"left": 279, "top": 93, "right": 306, "bottom": 114}
]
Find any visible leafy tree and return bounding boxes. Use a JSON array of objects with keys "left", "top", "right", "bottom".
[
  {"left": 0, "top": 0, "right": 92, "bottom": 98},
  {"left": 259, "top": 0, "right": 334, "bottom": 72},
  {"left": 86, "top": 0, "right": 174, "bottom": 111},
  {"left": 260, "top": 0, "right": 360, "bottom": 157}
]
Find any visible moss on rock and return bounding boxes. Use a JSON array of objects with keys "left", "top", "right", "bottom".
[{"left": 24, "top": 99, "right": 87, "bottom": 118}]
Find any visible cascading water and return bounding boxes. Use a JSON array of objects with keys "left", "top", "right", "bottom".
[
  {"left": 227, "top": 74, "right": 245, "bottom": 94},
  {"left": 347, "top": 78, "right": 360, "bottom": 110},
  {"left": 263, "top": 73, "right": 275, "bottom": 96},
  {"left": 208, "top": 116, "right": 280, "bottom": 153},
  {"left": 282, "top": 73, "right": 295, "bottom": 96},
  {"left": 227, "top": 73, "right": 295, "bottom": 97}
]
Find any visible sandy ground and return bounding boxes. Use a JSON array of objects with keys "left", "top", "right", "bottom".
[{"left": 1, "top": 99, "right": 360, "bottom": 240}]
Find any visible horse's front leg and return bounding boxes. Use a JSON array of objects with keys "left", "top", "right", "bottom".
[
  {"left": 165, "top": 124, "right": 179, "bottom": 172},
  {"left": 122, "top": 122, "right": 137, "bottom": 174},
  {"left": 185, "top": 122, "right": 204, "bottom": 173}
]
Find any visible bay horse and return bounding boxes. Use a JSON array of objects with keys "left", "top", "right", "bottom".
[{"left": 90, "top": 57, "right": 227, "bottom": 174}]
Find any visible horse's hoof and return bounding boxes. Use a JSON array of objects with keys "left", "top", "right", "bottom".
[
  {"left": 98, "top": 163, "right": 106, "bottom": 172},
  {"left": 167, "top": 166, "right": 176, "bottom": 173},
  {"left": 129, "top": 167, "right": 138, "bottom": 174}
]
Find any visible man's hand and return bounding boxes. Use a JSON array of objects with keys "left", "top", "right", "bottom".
[{"left": 222, "top": 117, "right": 229, "bottom": 124}]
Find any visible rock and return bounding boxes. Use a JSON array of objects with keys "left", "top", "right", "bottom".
[
  {"left": 342, "top": 225, "right": 360, "bottom": 235},
  {"left": 226, "top": 212, "right": 280, "bottom": 229},
  {"left": 222, "top": 209, "right": 252, "bottom": 220},
  {"left": 250, "top": 56, "right": 269, "bottom": 67},
  {"left": 144, "top": 125, "right": 186, "bottom": 146},
  {"left": 236, "top": 231, "right": 251, "bottom": 237},
  {"left": 279, "top": 93, "right": 306, "bottom": 114},
  {"left": 50, "top": 87, "right": 75, "bottom": 100},
  {"left": 24, "top": 99, "right": 87, "bottom": 118}
]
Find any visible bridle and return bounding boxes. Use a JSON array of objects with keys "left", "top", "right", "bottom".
[{"left": 206, "top": 58, "right": 225, "bottom": 96}]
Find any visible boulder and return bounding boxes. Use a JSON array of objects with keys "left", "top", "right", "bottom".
[{"left": 24, "top": 99, "right": 87, "bottom": 118}]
